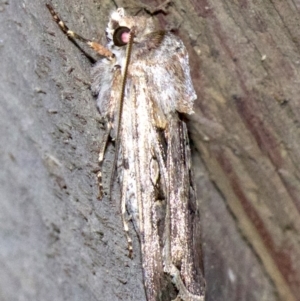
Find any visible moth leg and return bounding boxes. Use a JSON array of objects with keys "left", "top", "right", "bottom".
[
  {"left": 46, "top": 4, "right": 113, "bottom": 59},
  {"left": 128, "top": 0, "right": 172, "bottom": 15},
  {"left": 163, "top": 256, "right": 205, "bottom": 301},
  {"left": 141, "top": 0, "right": 171, "bottom": 15},
  {"left": 120, "top": 169, "right": 133, "bottom": 258},
  {"left": 97, "top": 122, "right": 112, "bottom": 199}
]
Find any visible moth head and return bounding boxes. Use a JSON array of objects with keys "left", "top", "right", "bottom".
[{"left": 106, "top": 8, "right": 160, "bottom": 48}]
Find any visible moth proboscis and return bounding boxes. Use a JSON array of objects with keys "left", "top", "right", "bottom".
[{"left": 47, "top": 4, "right": 206, "bottom": 301}]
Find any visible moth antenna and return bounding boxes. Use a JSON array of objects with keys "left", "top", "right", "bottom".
[
  {"left": 46, "top": 4, "right": 114, "bottom": 59},
  {"left": 108, "top": 30, "right": 135, "bottom": 200},
  {"left": 108, "top": 31, "right": 135, "bottom": 257}
]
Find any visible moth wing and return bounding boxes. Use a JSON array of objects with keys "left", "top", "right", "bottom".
[
  {"left": 91, "top": 60, "right": 122, "bottom": 133},
  {"left": 142, "top": 33, "right": 196, "bottom": 118},
  {"left": 166, "top": 115, "right": 206, "bottom": 297},
  {"left": 126, "top": 33, "right": 204, "bottom": 300}
]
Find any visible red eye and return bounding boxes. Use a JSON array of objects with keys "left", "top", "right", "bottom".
[{"left": 113, "top": 27, "right": 130, "bottom": 47}]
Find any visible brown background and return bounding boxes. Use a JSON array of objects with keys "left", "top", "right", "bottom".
[{"left": 1, "top": 0, "right": 300, "bottom": 300}]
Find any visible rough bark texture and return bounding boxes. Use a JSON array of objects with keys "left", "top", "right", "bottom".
[{"left": 1, "top": 0, "right": 299, "bottom": 301}]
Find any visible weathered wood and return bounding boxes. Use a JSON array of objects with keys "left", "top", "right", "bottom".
[{"left": 1, "top": 0, "right": 299, "bottom": 300}]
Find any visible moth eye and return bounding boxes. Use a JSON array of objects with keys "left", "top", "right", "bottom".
[{"left": 113, "top": 26, "right": 130, "bottom": 47}]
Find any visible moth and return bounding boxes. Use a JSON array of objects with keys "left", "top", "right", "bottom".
[{"left": 47, "top": 4, "right": 205, "bottom": 301}]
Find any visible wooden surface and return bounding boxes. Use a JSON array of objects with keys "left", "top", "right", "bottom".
[{"left": 1, "top": 0, "right": 300, "bottom": 300}]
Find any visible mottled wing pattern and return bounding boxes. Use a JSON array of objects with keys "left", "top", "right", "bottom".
[
  {"left": 121, "top": 35, "right": 204, "bottom": 300},
  {"left": 166, "top": 115, "right": 206, "bottom": 300}
]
